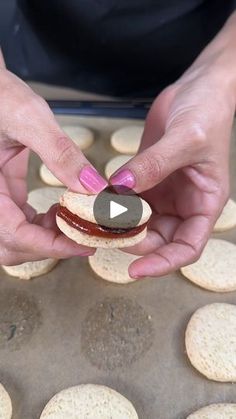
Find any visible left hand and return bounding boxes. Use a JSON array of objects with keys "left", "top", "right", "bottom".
[
  {"left": 110, "top": 63, "right": 236, "bottom": 278},
  {"left": 0, "top": 149, "right": 96, "bottom": 263}
]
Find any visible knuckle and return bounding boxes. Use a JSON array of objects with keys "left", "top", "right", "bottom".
[
  {"left": 15, "top": 93, "right": 47, "bottom": 121},
  {"left": 137, "top": 151, "right": 164, "bottom": 183},
  {"left": 185, "top": 124, "right": 207, "bottom": 149},
  {"left": 188, "top": 244, "right": 203, "bottom": 265},
  {"left": 190, "top": 253, "right": 201, "bottom": 265},
  {"left": 193, "top": 244, "right": 203, "bottom": 262},
  {"left": 55, "top": 135, "right": 77, "bottom": 166},
  {"left": 177, "top": 237, "right": 204, "bottom": 265}
]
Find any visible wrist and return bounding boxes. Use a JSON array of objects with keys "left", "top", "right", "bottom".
[{"left": 179, "top": 12, "right": 236, "bottom": 104}]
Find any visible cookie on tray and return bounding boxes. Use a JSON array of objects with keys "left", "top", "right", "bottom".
[
  {"left": 40, "top": 384, "right": 138, "bottom": 418},
  {"left": 185, "top": 303, "right": 236, "bottom": 382}
]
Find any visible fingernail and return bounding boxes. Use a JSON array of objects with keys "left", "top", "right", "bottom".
[
  {"left": 128, "top": 266, "right": 140, "bottom": 279},
  {"left": 110, "top": 169, "right": 135, "bottom": 189},
  {"left": 80, "top": 249, "right": 96, "bottom": 257},
  {"left": 131, "top": 273, "right": 145, "bottom": 279},
  {"left": 130, "top": 273, "right": 140, "bottom": 279},
  {"left": 80, "top": 166, "right": 107, "bottom": 193}
]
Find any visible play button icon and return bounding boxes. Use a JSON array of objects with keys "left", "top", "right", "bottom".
[
  {"left": 93, "top": 186, "right": 143, "bottom": 229},
  {"left": 110, "top": 201, "right": 128, "bottom": 219}
]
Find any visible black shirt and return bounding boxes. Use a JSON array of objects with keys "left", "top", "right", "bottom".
[{"left": 2, "top": 0, "right": 235, "bottom": 97}]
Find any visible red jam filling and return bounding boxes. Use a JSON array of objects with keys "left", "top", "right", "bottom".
[{"left": 57, "top": 205, "right": 146, "bottom": 238}]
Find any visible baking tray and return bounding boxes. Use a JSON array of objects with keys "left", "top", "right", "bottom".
[{"left": 0, "top": 113, "right": 236, "bottom": 419}]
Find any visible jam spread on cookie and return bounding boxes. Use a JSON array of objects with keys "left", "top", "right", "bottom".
[{"left": 57, "top": 206, "right": 147, "bottom": 238}]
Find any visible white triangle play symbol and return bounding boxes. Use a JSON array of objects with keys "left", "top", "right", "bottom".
[{"left": 110, "top": 201, "right": 128, "bottom": 219}]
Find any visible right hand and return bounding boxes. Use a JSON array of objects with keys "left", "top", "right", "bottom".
[{"left": 0, "top": 68, "right": 107, "bottom": 265}]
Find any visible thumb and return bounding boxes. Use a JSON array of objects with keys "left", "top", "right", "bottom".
[{"left": 110, "top": 129, "right": 196, "bottom": 193}]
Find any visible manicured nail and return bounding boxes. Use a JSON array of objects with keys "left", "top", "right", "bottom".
[
  {"left": 79, "top": 252, "right": 95, "bottom": 257},
  {"left": 130, "top": 273, "right": 140, "bottom": 279},
  {"left": 128, "top": 266, "right": 140, "bottom": 279},
  {"left": 130, "top": 272, "right": 145, "bottom": 279},
  {"left": 79, "top": 249, "right": 96, "bottom": 257},
  {"left": 110, "top": 169, "right": 135, "bottom": 189},
  {"left": 80, "top": 166, "right": 107, "bottom": 193}
]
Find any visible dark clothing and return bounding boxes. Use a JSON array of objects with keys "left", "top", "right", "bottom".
[{"left": 2, "top": 0, "right": 236, "bottom": 97}]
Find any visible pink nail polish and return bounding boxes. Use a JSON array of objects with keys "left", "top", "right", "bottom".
[
  {"left": 130, "top": 273, "right": 140, "bottom": 279},
  {"left": 110, "top": 169, "right": 135, "bottom": 189},
  {"left": 80, "top": 250, "right": 95, "bottom": 257},
  {"left": 128, "top": 266, "right": 140, "bottom": 279},
  {"left": 80, "top": 166, "right": 107, "bottom": 193}
]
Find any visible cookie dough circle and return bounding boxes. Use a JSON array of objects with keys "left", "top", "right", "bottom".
[
  {"left": 28, "top": 187, "right": 66, "bottom": 213},
  {"left": 214, "top": 199, "right": 236, "bottom": 232},
  {"left": 62, "top": 125, "right": 94, "bottom": 150},
  {"left": 185, "top": 303, "right": 236, "bottom": 382},
  {"left": 187, "top": 404, "right": 236, "bottom": 418},
  {"left": 40, "top": 384, "right": 138, "bottom": 418},
  {"left": 111, "top": 126, "right": 143, "bottom": 154},
  {"left": 105, "top": 155, "right": 132, "bottom": 179},
  {"left": 181, "top": 239, "right": 236, "bottom": 292},
  {"left": 2, "top": 259, "right": 58, "bottom": 280},
  {"left": 89, "top": 248, "right": 139, "bottom": 283},
  {"left": 39, "top": 164, "right": 63, "bottom": 187},
  {"left": 0, "top": 383, "right": 12, "bottom": 419}
]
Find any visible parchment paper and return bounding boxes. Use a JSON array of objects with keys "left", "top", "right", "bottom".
[{"left": 0, "top": 114, "right": 236, "bottom": 419}]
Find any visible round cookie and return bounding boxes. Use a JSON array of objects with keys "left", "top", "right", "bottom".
[
  {"left": 40, "top": 384, "right": 138, "bottom": 418},
  {"left": 39, "top": 164, "right": 64, "bottom": 187},
  {"left": 185, "top": 303, "right": 236, "bottom": 382},
  {"left": 62, "top": 125, "right": 94, "bottom": 150},
  {"left": 187, "top": 404, "right": 236, "bottom": 418},
  {"left": 181, "top": 239, "right": 236, "bottom": 292},
  {"left": 105, "top": 155, "right": 132, "bottom": 179},
  {"left": 2, "top": 259, "right": 58, "bottom": 280},
  {"left": 111, "top": 126, "right": 143, "bottom": 154},
  {"left": 89, "top": 248, "right": 139, "bottom": 284},
  {"left": 28, "top": 187, "right": 66, "bottom": 213},
  {"left": 214, "top": 199, "right": 236, "bottom": 232},
  {"left": 0, "top": 383, "right": 12, "bottom": 419}
]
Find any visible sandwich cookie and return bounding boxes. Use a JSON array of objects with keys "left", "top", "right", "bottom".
[
  {"left": 40, "top": 125, "right": 93, "bottom": 186},
  {"left": 0, "top": 383, "right": 12, "bottom": 419},
  {"left": 40, "top": 384, "right": 138, "bottom": 418},
  {"left": 56, "top": 188, "right": 152, "bottom": 248},
  {"left": 185, "top": 303, "right": 236, "bottom": 382},
  {"left": 111, "top": 126, "right": 144, "bottom": 154},
  {"left": 213, "top": 198, "right": 236, "bottom": 232},
  {"left": 187, "top": 404, "right": 236, "bottom": 418},
  {"left": 105, "top": 155, "right": 132, "bottom": 179},
  {"left": 89, "top": 248, "right": 139, "bottom": 284},
  {"left": 181, "top": 239, "right": 236, "bottom": 292}
]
